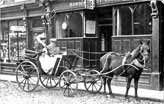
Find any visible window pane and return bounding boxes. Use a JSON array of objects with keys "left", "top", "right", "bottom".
[
  {"left": 134, "top": 4, "right": 152, "bottom": 35},
  {"left": 18, "top": 20, "right": 24, "bottom": 26},
  {"left": 119, "top": 7, "right": 132, "bottom": 35},
  {"left": 55, "top": 14, "right": 66, "bottom": 38},
  {"left": 69, "top": 13, "right": 82, "bottom": 37},
  {"left": 32, "top": 17, "right": 43, "bottom": 28}
]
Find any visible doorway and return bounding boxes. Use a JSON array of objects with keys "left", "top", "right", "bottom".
[{"left": 97, "top": 7, "right": 113, "bottom": 52}]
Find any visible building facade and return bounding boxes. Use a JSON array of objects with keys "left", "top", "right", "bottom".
[{"left": 0, "top": 0, "right": 164, "bottom": 90}]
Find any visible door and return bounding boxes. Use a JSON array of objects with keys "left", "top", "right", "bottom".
[{"left": 97, "top": 7, "right": 112, "bottom": 52}]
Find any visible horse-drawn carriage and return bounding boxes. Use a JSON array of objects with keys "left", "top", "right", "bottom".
[
  {"left": 15, "top": 41, "right": 150, "bottom": 98},
  {"left": 15, "top": 47, "right": 103, "bottom": 96}
]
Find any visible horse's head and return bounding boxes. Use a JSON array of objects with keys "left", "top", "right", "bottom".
[
  {"left": 130, "top": 41, "right": 150, "bottom": 68},
  {"left": 139, "top": 41, "right": 150, "bottom": 63}
]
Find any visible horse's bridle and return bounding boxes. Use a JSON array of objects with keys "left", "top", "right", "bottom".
[
  {"left": 131, "top": 53, "right": 145, "bottom": 69},
  {"left": 132, "top": 45, "right": 150, "bottom": 69}
]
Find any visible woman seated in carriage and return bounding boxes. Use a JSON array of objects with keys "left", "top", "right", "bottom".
[{"left": 35, "top": 33, "right": 66, "bottom": 74}]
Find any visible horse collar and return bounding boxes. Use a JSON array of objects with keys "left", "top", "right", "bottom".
[{"left": 131, "top": 58, "right": 144, "bottom": 69}]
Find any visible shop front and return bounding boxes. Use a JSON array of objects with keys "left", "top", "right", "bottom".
[
  {"left": 51, "top": 1, "right": 100, "bottom": 68},
  {"left": 0, "top": 0, "right": 44, "bottom": 74},
  {"left": 50, "top": 0, "right": 164, "bottom": 90},
  {"left": 0, "top": 0, "right": 164, "bottom": 90}
]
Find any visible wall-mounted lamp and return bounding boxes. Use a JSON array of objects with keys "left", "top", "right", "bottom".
[
  {"left": 150, "top": 0, "right": 158, "bottom": 18},
  {"left": 62, "top": 14, "right": 69, "bottom": 30}
]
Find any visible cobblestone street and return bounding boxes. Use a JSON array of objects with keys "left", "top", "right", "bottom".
[{"left": 0, "top": 81, "right": 163, "bottom": 104}]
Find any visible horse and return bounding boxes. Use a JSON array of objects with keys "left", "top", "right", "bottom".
[{"left": 100, "top": 41, "right": 150, "bottom": 99}]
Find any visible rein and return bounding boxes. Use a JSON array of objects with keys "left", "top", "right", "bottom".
[{"left": 68, "top": 49, "right": 107, "bottom": 61}]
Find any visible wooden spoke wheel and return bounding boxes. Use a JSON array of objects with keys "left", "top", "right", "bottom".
[
  {"left": 16, "top": 61, "right": 39, "bottom": 92},
  {"left": 59, "top": 70, "right": 78, "bottom": 97},
  {"left": 39, "top": 66, "right": 68, "bottom": 89},
  {"left": 84, "top": 70, "right": 103, "bottom": 93},
  {"left": 39, "top": 74, "right": 59, "bottom": 89}
]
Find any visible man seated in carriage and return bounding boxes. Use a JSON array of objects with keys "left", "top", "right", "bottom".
[{"left": 35, "top": 33, "right": 66, "bottom": 74}]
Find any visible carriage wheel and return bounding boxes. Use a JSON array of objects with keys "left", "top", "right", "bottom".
[
  {"left": 59, "top": 70, "right": 78, "bottom": 97},
  {"left": 39, "top": 66, "right": 68, "bottom": 89},
  {"left": 16, "top": 61, "right": 39, "bottom": 92},
  {"left": 84, "top": 70, "right": 103, "bottom": 93},
  {"left": 39, "top": 74, "right": 58, "bottom": 89}
]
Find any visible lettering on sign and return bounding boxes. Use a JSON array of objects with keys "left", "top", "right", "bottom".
[
  {"left": 85, "top": 0, "right": 95, "bottom": 10},
  {"left": 97, "top": 0, "right": 131, "bottom": 4},
  {"left": 69, "top": 1, "right": 84, "bottom": 8}
]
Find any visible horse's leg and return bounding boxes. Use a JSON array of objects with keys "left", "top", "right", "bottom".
[
  {"left": 134, "top": 75, "right": 140, "bottom": 99},
  {"left": 103, "top": 77, "right": 107, "bottom": 94},
  {"left": 107, "top": 77, "right": 114, "bottom": 97},
  {"left": 125, "top": 76, "right": 132, "bottom": 98}
]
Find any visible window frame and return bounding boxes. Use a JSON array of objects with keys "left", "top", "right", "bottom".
[
  {"left": 113, "top": 3, "right": 152, "bottom": 36},
  {"left": 54, "top": 12, "right": 83, "bottom": 39}
]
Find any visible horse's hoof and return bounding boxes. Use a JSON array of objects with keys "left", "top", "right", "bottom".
[
  {"left": 124, "top": 96, "right": 130, "bottom": 101},
  {"left": 135, "top": 97, "right": 140, "bottom": 101},
  {"left": 103, "top": 92, "right": 107, "bottom": 95},
  {"left": 110, "top": 94, "right": 115, "bottom": 98},
  {"left": 105, "top": 94, "right": 110, "bottom": 98}
]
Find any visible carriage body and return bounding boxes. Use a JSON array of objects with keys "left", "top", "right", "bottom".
[{"left": 15, "top": 48, "right": 74, "bottom": 92}]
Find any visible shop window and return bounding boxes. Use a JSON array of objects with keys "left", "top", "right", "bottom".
[
  {"left": 0, "top": 20, "right": 27, "bottom": 62},
  {"left": 119, "top": 7, "right": 132, "bottom": 35},
  {"left": 115, "top": 3, "right": 152, "bottom": 36},
  {"left": 9, "top": 20, "right": 27, "bottom": 62},
  {"left": 55, "top": 14, "right": 65, "bottom": 38},
  {"left": 134, "top": 4, "right": 152, "bottom": 35},
  {"left": 0, "top": 22, "right": 9, "bottom": 62},
  {"left": 55, "top": 13, "right": 82, "bottom": 38},
  {"left": 69, "top": 13, "right": 82, "bottom": 37},
  {"left": 32, "top": 17, "right": 43, "bottom": 28},
  {"left": 18, "top": 20, "right": 24, "bottom": 26}
]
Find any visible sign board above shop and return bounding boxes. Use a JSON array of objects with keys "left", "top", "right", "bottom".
[
  {"left": 69, "top": 0, "right": 95, "bottom": 10},
  {"left": 96, "top": 0, "right": 150, "bottom": 5},
  {"left": 53, "top": 0, "right": 151, "bottom": 12}
]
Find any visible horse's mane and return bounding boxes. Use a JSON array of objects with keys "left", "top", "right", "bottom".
[
  {"left": 130, "top": 45, "right": 141, "bottom": 59},
  {"left": 122, "top": 45, "right": 141, "bottom": 64}
]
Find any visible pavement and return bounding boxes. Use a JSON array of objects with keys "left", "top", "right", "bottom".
[{"left": 0, "top": 74, "right": 164, "bottom": 102}]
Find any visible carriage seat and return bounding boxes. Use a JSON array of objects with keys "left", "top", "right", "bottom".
[{"left": 24, "top": 49, "right": 38, "bottom": 60}]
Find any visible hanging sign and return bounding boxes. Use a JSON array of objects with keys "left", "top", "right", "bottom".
[{"left": 10, "top": 26, "right": 26, "bottom": 32}]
